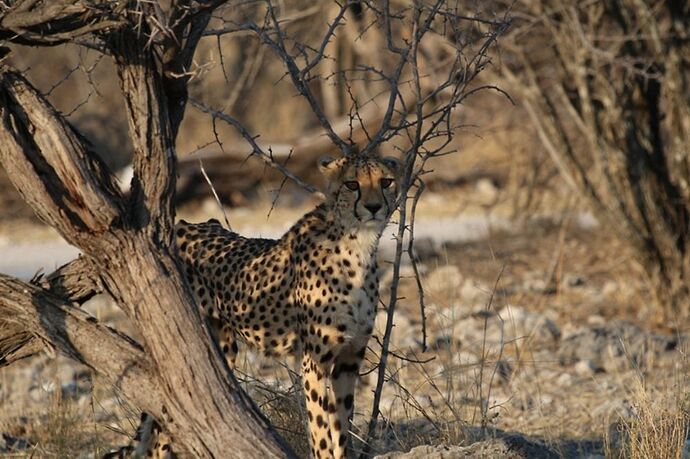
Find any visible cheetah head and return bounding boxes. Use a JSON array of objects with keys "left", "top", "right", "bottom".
[{"left": 318, "top": 154, "right": 401, "bottom": 230}]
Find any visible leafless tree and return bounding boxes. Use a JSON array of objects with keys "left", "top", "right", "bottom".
[
  {"left": 0, "top": 0, "right": 508, "bottom": 456},
  {"left": 498, "top": 0, "right": 690, "bottom": 323}
]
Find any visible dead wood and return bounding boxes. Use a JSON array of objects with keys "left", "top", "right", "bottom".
[{"left": 0, "top": 2, "right": 296, "bottom": 456}]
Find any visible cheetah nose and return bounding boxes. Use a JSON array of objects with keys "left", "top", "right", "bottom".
[{"left": 364, "top": 203, "right": 382, "bottom": 215}]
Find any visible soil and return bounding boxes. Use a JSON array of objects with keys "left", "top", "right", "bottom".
[{"left": 0, "top": 187, "right": 688, "bottom": 458}]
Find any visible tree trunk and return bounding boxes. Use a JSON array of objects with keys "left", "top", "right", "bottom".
[{"left": 0, "top": 2, "right": 296, "bottom": 455}]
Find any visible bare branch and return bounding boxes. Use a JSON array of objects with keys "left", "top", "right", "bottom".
[
  {"left": 0, "top": 69, "right": 123, "bottom": 246},
  {"left": 244, "top": 0, "right": 353, "bottom": 155},
  {"left": 190, "top": 98, "right": 319, "bottom": 194},
  {"left": 0, "top": 274, "right": 161, "bottom": 411}
]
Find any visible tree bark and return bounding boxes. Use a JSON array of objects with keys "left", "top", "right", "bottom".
[{"left": 0, "top": 6, "right": 296, "bottom": 455}]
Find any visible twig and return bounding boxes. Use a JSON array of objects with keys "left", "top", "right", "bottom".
[
  {"left": 198, "top": 159, "right": 232, "bottom": 230},
  {"left": 246, "top": 0, "right": 353, "bottom": 155},
  {"left": 407, "top": 177, "right": 427, "bottom": 351},
  {"left": 189, "top": 98, "right": 318, "bottom": 195}
]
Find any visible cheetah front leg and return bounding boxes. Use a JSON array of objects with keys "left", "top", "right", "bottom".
[
  {"left": 328, "top": 345, "right": 365, "bottom": 459},
  {"left": 302, "top": 352, "right": 335, "bottom": 459}
]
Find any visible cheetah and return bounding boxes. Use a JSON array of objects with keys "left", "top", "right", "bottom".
[{"left": 110, "top": 154, "right": 400, "bottom": 459}]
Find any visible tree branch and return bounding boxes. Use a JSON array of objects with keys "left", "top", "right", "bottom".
[
  {"left": 0, "top": 69, "right": 123, "bottom": 247},
  {"left": 0, "top": 0, "right": 126, "bottom": 45},
  {"left": 0, "top": 273, "right": 161, "bottom": 409}
]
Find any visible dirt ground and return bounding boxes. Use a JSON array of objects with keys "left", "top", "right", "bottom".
[{"left": 1, "top": 180, "right": 688, "bottom": 458}]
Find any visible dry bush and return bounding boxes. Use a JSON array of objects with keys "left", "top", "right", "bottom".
[
  {"left": 498, "top": 0, "right": 690, "bottom": 323},
  {"left": 606, "top": 381, "right": 689, "bottom": 459}
]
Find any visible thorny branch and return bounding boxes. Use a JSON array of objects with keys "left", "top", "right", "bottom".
[
  {"left": 353, "top": 2, "right": 510, "bottom": 456},
  {"left": 247, "top": 0, "right": 353, "bottom": 155},
  {"left": 189, "top": 98, "right": 319, "bottom": 195}
]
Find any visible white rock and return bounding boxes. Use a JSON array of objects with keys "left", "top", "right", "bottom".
[
  {"left": 556, "top": 372, "right": 573, "bottom": 386},
  {"left": 602, "top": 281, "right": 618, "bottom": 296},
  {"left": 497, "top": 305, "right": 561, "bottom": 344},
  {"left": 539, "top": 394, "right": 553, "bottom": 406},
  {"left": 574, "top": 359, "right": 596, "bottom": 377},
  {"left": 475, "top": 178, "right": 499, "bottom": 205},
  {"left": 587, "top": 315, "right": 606, "bottom": 326}
]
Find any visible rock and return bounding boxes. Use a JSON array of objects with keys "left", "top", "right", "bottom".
[
  {"left": 498, "top": 305, "right": 561, "bottom": 344},
  {"left": 430, "top": 334, "right": 458, "bottom": 351},
  {"left": 556, "top": 372, "right": 573, "bottom": 386},
  {"left": 523, "top": 277, "right": 548, "bottom": 293},
  {"left": 573, "top": 359, "right": 598, "bottom": 377},
  {"left": 602, "top": 281, "right": 618, "bottom": 297},
  {"left": 475, "top": 178, "right": 499, "bottom": 206},
  {"left": 558, "top": 321, "right": 679, "bottom": 372},
  {"left": 434, "top": 305, "right": 560, "bottom": 357},
  {"left": 586, "top": 315, "right": 606, "bottom": 326},
  {"left": 563, "top": 274, "right": 586, "bottom": 288},
  {"left": 521, "top": 271, "right": 556, "bottom": 294},
  {"left": 375, "top": 435, "right": 559, "bottom": 459},
  {"left": 0, "top": 433, "right": 32, "bottom": 453}
]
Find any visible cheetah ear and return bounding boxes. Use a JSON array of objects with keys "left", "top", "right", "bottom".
[
  {"left": 381, "top": 156, "right": 401, "bottom": 174},
  {"left": 318, "top": 155, "right": 344, "bottom": 179}
]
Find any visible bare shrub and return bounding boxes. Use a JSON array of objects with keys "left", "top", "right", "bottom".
[{"left": 498, "top": 0, "right": 690, "bottom": 323}]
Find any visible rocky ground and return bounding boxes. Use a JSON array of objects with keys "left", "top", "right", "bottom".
[{"left": 1, "top": 189, "right": 689, "bottom": 458}]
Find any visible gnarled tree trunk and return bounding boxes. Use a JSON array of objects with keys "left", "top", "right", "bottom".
[{"left": 0, "top": 1, "right": 295, "bottom": 457}]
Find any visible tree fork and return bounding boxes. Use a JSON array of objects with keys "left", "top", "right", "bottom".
[{"left": 0, "top": 35, "right": 294, "bottom": 459}]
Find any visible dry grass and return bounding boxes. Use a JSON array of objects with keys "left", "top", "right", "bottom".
[
  {"left": 3, "top": 193, "right": 689, "bottom": 458},
  {"left": 605, "top": 348, "right": 690, "bottom": 459},
  {"left": 3, "top": 394, "right": 108, "bottom": 458}
]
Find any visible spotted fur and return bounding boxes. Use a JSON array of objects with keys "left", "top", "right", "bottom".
[{"left": 108, "top": 154, "right": 401, "bottom": 459}]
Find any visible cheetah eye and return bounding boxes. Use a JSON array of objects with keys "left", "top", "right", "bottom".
[
  {"left": 344, "top": 181, "right": 360, "bottom": 191},
  {"left": 380, "top": 178, "right": 394, "bottom": 189}
]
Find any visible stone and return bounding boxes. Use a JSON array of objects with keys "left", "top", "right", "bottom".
[
  {"left": 374, "top": 434, "right": 559, "bottom": 459},
  {"left": 563, "top": 274, "right": 586, "bottom": 288},
  {"left": 475, "top": 178, "right": 499, "bottom": 206},
  {"left": 0, "top": 433, "right": 32, "bottom": 453},
  {"left": 557, "top": 321, "right": 679, "bottom": 372},
  {"left": 574, "top": 359, "right": 598, "bottom": 377}
]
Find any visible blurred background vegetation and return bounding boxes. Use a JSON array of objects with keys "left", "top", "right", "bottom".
[{"left": 5, "top": 0, "right": 686, "bottom": 321}]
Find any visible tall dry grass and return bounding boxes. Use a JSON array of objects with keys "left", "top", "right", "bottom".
[{"left": 606, "top": 344, "right": 689, "bottom": 459}]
